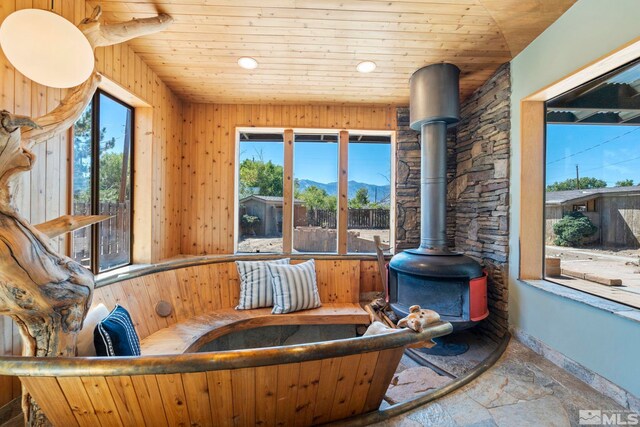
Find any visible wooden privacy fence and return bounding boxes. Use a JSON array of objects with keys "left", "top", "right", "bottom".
[
  {"left": 72, "top": 201, "right": 131, "bottom": 268},
  {"left": 306, "top": 208, "right": 390, "bottom": 229}
]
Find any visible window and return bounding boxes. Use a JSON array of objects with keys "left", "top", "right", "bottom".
[
  {"left": 293, "top": 133, "right": 338, "bottom": 253},
  {"left": 347, "top": 134, "right": 392, "bottom": 253},
  {"left": 72, "top": 91, "right": 134, "bottom": 273},
  {"left": 237, "top": 132, "right": 284, "bottom": 253},
  {"left": 544, "top": 58, "right": 640, "bottom": 308},
  {"left": 236, "top": 129, "right": 394, "bottom": 254}
]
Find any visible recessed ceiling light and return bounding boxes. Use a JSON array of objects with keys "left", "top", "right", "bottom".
[
  {"left": 238, "top": 57, "right": 258, "bottom": 70},
  {"left": 356, "top": 61, "right": 376, "bottom": 73}
]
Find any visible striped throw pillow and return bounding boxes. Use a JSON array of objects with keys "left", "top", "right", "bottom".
[
  {"left": 268, "top": 259, "right": 322, "bottom": 314},
  {"left": 235, "top": 258, "right": 290, "bottom": 309}
]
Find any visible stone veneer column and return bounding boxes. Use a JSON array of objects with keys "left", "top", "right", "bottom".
[
  {"left": 394, "top": 63, "right": 511, "bottom": 341},
  {"left": 453, "top": 63, "right": 510, "bottom": 341}
]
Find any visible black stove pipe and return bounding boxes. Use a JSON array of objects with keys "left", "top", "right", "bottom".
[
  {"left": 409, "top": 63, "right": 460, "bottom": 255},
  {"left": 389, "top": 63, "right": 488, "bottom": 331}
]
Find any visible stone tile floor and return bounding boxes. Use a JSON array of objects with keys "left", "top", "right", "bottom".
[{"left": 376, "top": 339, "right": 634, "bottom": 426}]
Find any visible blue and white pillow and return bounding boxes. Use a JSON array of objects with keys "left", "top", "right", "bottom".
[
  {"left": 268, "top": 259, "right": 322, "bottom": 314},
  {"left": 94, "top": 305, "right": 141, "bottom": 357},
  {"left": 236, "top": 258, "right": 290, "bottom": 309}
]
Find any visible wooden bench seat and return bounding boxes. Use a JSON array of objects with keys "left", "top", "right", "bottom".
[{"left": 140, "top": 303, "right": 370, "bottom": 355}]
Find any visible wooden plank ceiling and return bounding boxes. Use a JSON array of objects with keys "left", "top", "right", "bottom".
[{"left": 89, "top": 0, "right": 574, "bottom": 104}]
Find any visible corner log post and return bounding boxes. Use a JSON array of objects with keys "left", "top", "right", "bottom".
[{"left": 0, "top": 7, "right": 173, "bottom": 426}]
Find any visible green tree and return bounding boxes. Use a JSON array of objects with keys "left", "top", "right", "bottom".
[
  {"left": 349, "top": 187, "right": 370, "bottom": 208},
  {"left": 546, "top": 177, "right": 607, "bottom": 192},
  {"left": 615, "top": 179, "right": 634, "bottom": 187},
  {"left": 239, "top": 158, "right": 284, "bottom": 198},
  {"left": 73, "top": 105, "right": 116, "bottom": 203},
  {"left": 553, "top": 211, "right": 597, "bottom": 247},
  {"left": 99, "top": 152, "right": 129, "bottom": 202},
  {"left": 298, "top": 185, "right": 336, "bottom": 211}
]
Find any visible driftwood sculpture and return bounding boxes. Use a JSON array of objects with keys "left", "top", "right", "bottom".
[{"left": 0, "top": 6, "right": 172, "bottom": 426}]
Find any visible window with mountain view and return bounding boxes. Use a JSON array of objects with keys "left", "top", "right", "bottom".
[
  {"left": 347, "top": 134, "right": 392, "bottom": 253},
  {"left": 236, "top": 129, "right": 394, "bottom": 254},
  {"left": 293, "top": 133, "right": 339, "bottom": 253},
  {"left": 544, "top": 58, "right": 640, "bottom": 308},
  {"left": 237, "top": 133, "right": 285, "bottom": 253},
  {"left": 72, "top": 91, "right": 133, "bottom": 273}
]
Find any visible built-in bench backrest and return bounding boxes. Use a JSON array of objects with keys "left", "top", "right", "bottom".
[{"left": 93, "top": 259, "right": 372, "bottom": 340}]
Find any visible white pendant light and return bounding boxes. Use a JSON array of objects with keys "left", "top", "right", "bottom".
[{"left": 0, "top": 9, "right": 94, "bottom": 88}]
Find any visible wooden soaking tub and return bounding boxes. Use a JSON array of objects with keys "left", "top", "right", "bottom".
[{"left": 0, "top": 256, "right": 453, "bottom": 426}]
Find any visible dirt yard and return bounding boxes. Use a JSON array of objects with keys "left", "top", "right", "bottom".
[
  {"left": 546, "top": 245, "right": 640, "bottom": 308},
  {"left": 238, "top": 229, "right": 390, "bottom": 253}
]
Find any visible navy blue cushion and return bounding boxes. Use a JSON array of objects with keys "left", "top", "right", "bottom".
[{"left": 94, "top": 305, "right": 141, "bottom": 356}]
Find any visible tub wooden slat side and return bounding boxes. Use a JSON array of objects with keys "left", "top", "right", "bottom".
[
  {"left": 231, "top": 367, "right": 257, "bottom": 426},
  {"left": 330, "top": 353, "right": 363, "bottom": 420},
  {"left": 295, "top": 359, "right": 323, "bottom": 425},
  {"left": 207, "top": 370, "right": 234, "bottom": 427},
  {"left": 181, "top": 372, "right": 213, "bottom": 427},
  {"left": 312, "top": 356, "right": 344, "bottom": 425},
  {"left": 21, "top": 377, "right": 79, "bottom": 427},
  {"left": 255, "top": 365, "right": 279, "bottom": 426},
  {"left": 79, "top": 376, "right": 124, "bottom": 427},
  {"left": 21, "top": 347, "right": 416, "bottom": 427},
  {"left": 363, "top": 347, "right": 406, "bottom": 413},
  {"left": 57, "top": 377, "right": 103, "bottom": 427},
  {"left": 347, "top": 350, "right": 381, "bottom": 417},
  {"left": 275, "top": 362, "right": 301, "bottom": 424},
  {"left": 130, "top": 375, "right": 169, "bottom": 427},
  {"left": 105, "top": 376, "right": 146, "bottom": 427},
  {"left": 156, "top": 373, "right": 191, "bottom": 426}
]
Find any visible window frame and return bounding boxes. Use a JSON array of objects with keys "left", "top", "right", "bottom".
[
  {"left": 234, "top": 127, "right": 395, "bottom": 255},
  {"left": 519, "top": 39, "right": 640, "bottom": 282},
  {"left": 73, "top": 89, "right": 135, "bottom": 274}
]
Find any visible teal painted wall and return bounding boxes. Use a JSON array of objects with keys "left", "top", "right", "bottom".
[
  {"left": 510, "top": 283, "right": 640, "bottom": 396},
  {"left": 509, "top": 0, "right": 640, "bottom": 397}
]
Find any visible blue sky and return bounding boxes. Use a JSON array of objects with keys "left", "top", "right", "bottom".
[
  {"left": 546, "top": 124, "right": 640, "bottom": 187},
  {"left": 239, "top": 139, "right": 391, "bottom": 185},
  {"left": 99, "top": 94, "right": 131, "bottom": 153}
]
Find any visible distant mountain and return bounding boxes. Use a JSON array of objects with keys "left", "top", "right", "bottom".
[{"left": 296, "top": 179, "right": 391, "bottom": 203}]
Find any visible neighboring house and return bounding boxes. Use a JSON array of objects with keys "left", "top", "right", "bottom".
[
  {"left": 239, "top": 195, "right": 305, "bottom": 236},
  {"left": 545, "top": 186, "right": 640, "bottom": 247}
]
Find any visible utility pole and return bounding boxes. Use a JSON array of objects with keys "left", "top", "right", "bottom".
[{"left": 576, "top": 164, "right": 580, "bottom": 190}]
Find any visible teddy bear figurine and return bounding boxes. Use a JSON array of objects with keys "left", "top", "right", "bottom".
[{"left": 397, "top": 305, "right": 441, "bottom": 332}]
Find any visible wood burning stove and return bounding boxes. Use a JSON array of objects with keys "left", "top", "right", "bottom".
[{"left": 389, "top": 63, "right": 488, "bottom": 331}]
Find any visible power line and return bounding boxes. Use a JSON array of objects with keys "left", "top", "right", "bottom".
[
  {"left": 547, "top": 127, "right": 640, "bottom": 165},
  {"left": 580, "top": 153, "right": 640, "bottom": 173}
]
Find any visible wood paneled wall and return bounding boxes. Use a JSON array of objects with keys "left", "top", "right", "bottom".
[
  {"left": 0, "top": 0, "right": 183, "bottom": 406},
  {"left": 180, "top": 104, "right": 397, "bottom": 255}
]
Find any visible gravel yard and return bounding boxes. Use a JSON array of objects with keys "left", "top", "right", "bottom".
[{"left": 238, "top": 229, "right": 391, "bottom": 254}]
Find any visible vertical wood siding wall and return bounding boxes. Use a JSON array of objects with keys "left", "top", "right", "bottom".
[
  {"left": 180, "top": 104, "right": 397, "bottom": 255},
  {"left": 0, "top": 0, "right": 183, "bottom": 405}
]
